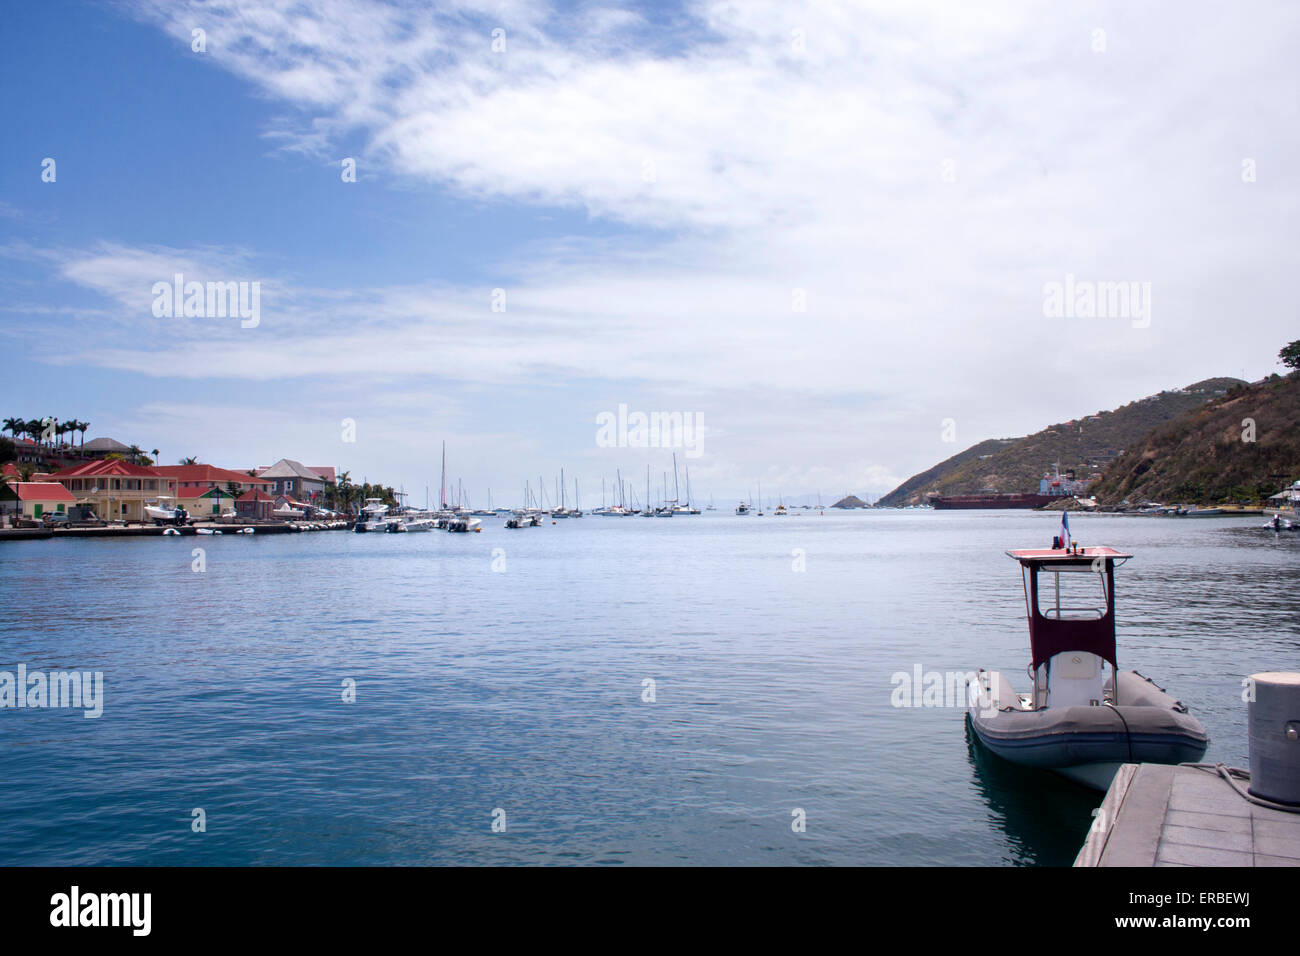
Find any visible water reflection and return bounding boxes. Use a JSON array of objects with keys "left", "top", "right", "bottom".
[{"left": 964, "top": 718, "right": 1100, "bottom": 866}]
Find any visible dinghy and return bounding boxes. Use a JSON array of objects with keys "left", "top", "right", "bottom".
[{"left": 966, "top": 545, "right": 1208, "bottom": 790}]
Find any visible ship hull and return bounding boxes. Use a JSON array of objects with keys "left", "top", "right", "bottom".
[{"left": 930, "top": 493, "right": 1057, "bottom": 510}]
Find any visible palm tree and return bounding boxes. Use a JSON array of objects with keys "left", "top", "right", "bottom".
[
  {"left": 77, "top": 420, "right": 89, "bottom": 450},
  {"left": 128, "top": 444, "right": 143, "bottom": 464},
  {"left": 180, "top": 456, "right": 199, "bottom": 465},
  {"left": 1, "top": 418, "right": 17, "bottom": 439},
  {"left": 17, "top": 464, "right": 36, "bottom": 482}
]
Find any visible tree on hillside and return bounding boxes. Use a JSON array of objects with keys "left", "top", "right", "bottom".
[{"left": 1280, "top": 340, "right": 1300, "bottom": 371}]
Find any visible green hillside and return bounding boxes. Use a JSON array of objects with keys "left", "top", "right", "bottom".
[
  {"left": 878, "top": 377, "right": 1243, "bottom": 507},
  {"left": 1089, "top": 372, "right": 1300, "bottom": 505}
]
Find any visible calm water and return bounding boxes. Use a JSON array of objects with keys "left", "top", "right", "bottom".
[{"left": 1, "top": 510, "right": 1296, "bottom": 866}]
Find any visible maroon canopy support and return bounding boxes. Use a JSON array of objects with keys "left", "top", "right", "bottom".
[{"left": 1006, "top": 547, "right": 1131, "bottom": 672}]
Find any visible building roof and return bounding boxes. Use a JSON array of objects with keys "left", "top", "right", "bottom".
[
  {"left": 80, "top": 437, "right": 133, "bottom": 453},
  {"left": 153, "top": 464, "right": 272, "bottom": 486},
  {"left": 3, "top": 464, "right": 55, "bottom": 480},
  {"left": 236, "top": 488, "right": 276, "bottom": 503},
  {"left": 47, "top": 459, "right": 164, "bottom": 479},
  {"left": 310, "top": 466, "right": 336, "bottom": 484},
  {"left": 257, "top": 459, "right": 328, "bottom": 481},
  {"left": 10, "top": 482, "right": 76, "bottom": 502}
]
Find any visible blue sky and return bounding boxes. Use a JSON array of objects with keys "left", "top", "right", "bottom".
[{"left": 2, "top": 0, "right": 1297, "bottom": 505}]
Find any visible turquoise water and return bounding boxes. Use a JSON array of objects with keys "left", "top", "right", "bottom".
[{"left": 1, "top": 511, "right": 1296, "bottom": 865}]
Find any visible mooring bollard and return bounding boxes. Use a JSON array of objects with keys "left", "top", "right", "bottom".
[{"left": 1247, "top": 671, "right": 1300, "bottom": 806}]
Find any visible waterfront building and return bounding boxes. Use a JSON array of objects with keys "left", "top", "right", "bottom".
[
  {"left": 256, "top": 459, "right": 332, "bottom": 500},
  {"left": 0, "top": 481, "right": 76, "bottom": 519},
  {"left": 234, "top": 488, "right": 276, "bottom": 521},
  {"left": 152, "top": 464, "right": 273, "bottom": 515},
  {"left": 45, "top": 459, "right": 175, "bottom": 522}
]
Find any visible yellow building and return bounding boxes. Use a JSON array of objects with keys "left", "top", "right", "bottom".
[
  {"left": 0, "top": 482, "right": 77, "bottom": 519},
  {"left": 46, "top": 460, "right": 176, "bottom": 523}
]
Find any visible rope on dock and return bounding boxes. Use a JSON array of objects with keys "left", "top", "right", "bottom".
[{"left": 1181, "top": 762, "right": 1300, "bottom": 814}]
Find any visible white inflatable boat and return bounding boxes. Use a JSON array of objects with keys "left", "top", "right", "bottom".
[{"left": 967, "top": 545, "right": 1208, "bottom": 790}]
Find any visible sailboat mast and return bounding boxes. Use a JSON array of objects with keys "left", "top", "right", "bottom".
[{"left": 440, "top": 441, "right": 446, "bottom": 510}]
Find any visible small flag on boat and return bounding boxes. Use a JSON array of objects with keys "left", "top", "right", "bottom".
[{"left": 1057, "top": 509, "right": 1071, "bottom": 550}]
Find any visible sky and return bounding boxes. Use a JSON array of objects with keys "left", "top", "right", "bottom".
[{"left": 1, "top": 0, "right": 1296, "bottom": 507}]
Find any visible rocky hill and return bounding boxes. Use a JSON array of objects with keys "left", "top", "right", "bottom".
[
  {"left": 878, "top": 378, "right": 1243, "bottom": 507},
  {"left": 831, "top": 494, "right": 869, "bottom": 509},
  {"left": 1089, "top": 372, "right": 1300, "bottom": 504}
]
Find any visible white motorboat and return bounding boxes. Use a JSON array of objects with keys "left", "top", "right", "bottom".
[
  {"left": 353, "top": 498, "right": 391, "bottom": 533},
  {"left": 966, "top": 544, "right": 1208, "bottom": 790},
  {"left": 144, "top": 497, "right": 187, "bottom": 526}
]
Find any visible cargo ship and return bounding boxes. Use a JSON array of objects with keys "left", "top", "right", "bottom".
[
  {"left": 928, "top": 492, "right": 1056, "bottom": 510},
  {"left": 926, "top": 464, "right": 1090, "bottom": 510}
]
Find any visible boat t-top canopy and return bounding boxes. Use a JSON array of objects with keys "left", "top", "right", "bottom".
[
  {"left": 1007, "top": 546, "right": 1132, "bottom": 672},
  {"left": 1007, "top": 546, "right": 1132, "bottom": 565}
]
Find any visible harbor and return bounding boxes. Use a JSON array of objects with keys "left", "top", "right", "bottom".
[
  {"left": 2, "top": 508, "right": 1296, "bottom": 867},
  {"left": 1, "top": 0, "right": 1298, "bottom": 912}
]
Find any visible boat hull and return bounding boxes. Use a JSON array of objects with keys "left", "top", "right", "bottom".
[
  {"left": 930, "top": 493, "right": 1057, "bottom": 510},
  {"left": 967, "top": 670, "right": 1208, "bottom": 790}
]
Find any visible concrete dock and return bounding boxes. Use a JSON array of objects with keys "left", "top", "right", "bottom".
[
  {"left": 0, "top": 521, "right": 350, "bottom": 542},
  {"left": 1077, "top": 763, "right": 1300, "bottom": 866}
]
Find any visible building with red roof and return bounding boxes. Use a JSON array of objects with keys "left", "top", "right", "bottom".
[
  {"left": 234, "top": 487, "right": 276, "bottom": 521},
  {"left": 152, "top": 465, "right": 273, "bottom": 516},
  {"left": 45, "top": 459, "right": 175, "bottom": 522},
  {"left": 0, "top": 481, "right": 77, "bottom": 520}
]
